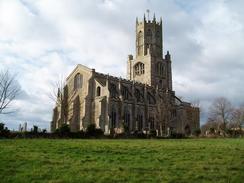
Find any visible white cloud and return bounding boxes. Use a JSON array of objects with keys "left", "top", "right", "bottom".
[{"left": 0, "top": 0, "right": 244, "bottom": 129}]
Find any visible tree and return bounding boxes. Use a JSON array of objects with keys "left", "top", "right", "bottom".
[
  {"left": 49, "top": 77, "right": 71, "bottom": 126},
  {"left": 33, "top": 125, "right": 38, "bottom": 133},
  {"left": 0, "top": 122, "right": 10, "bottom": 138},
  {"left": 55, "top": 124, "right": 70, "bottom": 137},
  {"left": 231, "top": 106, "right": 244, "bottom": 135},
  {"left": 0, "top": 122, "right": 4, "bottom": 131},
  {"left": 0, "top": 69, "right": 20, "bottom": 114},
  {"left": 208, "top": 97, "right": 233, "bottom": 135}
]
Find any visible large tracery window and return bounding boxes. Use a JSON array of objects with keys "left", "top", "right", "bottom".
[
  {"left": 134, "top": 62, "right": 145, "bottom": 76},
  {"left": 74, "top": 73, "right": 82, "bottom": 90}
]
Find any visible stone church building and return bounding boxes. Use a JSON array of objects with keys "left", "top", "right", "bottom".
[{"left": 51, "top": 14, "right": 200, "bottom": 136}]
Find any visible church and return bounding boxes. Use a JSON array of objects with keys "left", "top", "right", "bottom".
[{"left": 51, "top": 14, "right": 200, "bottom": 136}]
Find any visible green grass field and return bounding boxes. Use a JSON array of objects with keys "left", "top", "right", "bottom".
[{"left": 0, "top": 139, "right": 243, "bottom": 183}]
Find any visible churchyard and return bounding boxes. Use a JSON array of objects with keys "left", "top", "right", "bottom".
[{"left": 0, "top": 138, "right": 243, "bottom": 182}]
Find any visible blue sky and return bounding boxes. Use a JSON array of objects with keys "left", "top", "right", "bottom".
[{"left": 1, "top": 0, "right": 244, "bottom": 131}]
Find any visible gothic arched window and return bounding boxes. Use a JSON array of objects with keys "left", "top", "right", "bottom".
[
  {"left": 156, "top": 30, "right": 160, "bottom": 37},
  {"left": 138, "top": 31, "right": 143, "bottom": 45},
  {"left": 137, "top": 111, "right": 143, "bottom": 131},
  {"left": 135, "top": 88, "right": 141, "bottom": 102},
  {"left": 156, "top": 62, "right": 164, "bottom": 76},
  {"left": 124, "top": 108, "right": 130, "bottom": 130},
  {"left": 96, "top": 86, "right": 101, "bottom": 96},
  {"left": 121, "top": 85, "right": 129, "bottom": 100},
  {"left": 138, "top": 31, "right": 143, "bottom": 55},
  {"left": 74, "top": 73, "right": 82, "bottom": 90},
  {"left": 134, "top": 62, "right": 145, "bottom": 76},
  {"left": 147, "top": 92, "right": 156, "bottom": 105},
  {"left": 111, "top": 107, "right": 117, "bottom": 128},
  {"left": 147, "top": 29, "right": 152, "bottom": 42},
  {"left": 149, "top": 115, "right": 155, "bottom": 129},
  {"left": 109, "top": 83, "right": 117, "bottom": 98},
  {"left": 159, "top": 80, "right": 163, "bottom": 88}
]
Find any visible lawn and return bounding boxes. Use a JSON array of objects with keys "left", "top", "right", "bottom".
[{"left": 0, "top": 139, "right": 243, "bottom": 183}]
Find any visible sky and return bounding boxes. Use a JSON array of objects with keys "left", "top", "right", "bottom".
[{"left": 0, "top": 0, "right": 244, "bottom": 131}]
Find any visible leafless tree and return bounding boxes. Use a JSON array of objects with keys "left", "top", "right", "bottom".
[
  {"left": 49, "top": 76, "right": 66, "bottom": 106},
  {"left": 49, "top": 76, "right": 73, "bottom": 125},
  {"left": 230, "top": 105, "right": 244, "bottom": 134},
  {"left": 208, "top": 97, "right": 233, "bottom": 134},
  {"left": 191, "top": 99, "right": 200, "bottom": 108},
  {"left": 0, "top": 69, "right": 21, "bottom": 114}
]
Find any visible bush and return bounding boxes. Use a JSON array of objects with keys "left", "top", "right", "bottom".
[
  {"left": 33, "top": 125, "right": 39, "bottom": 134},
  {"left": 132, "top": 130, "right": 146, "bottom": 138},
  {"left": 170, "top": 132, "right": 185, "bottom": 139},
  {"left": 70, "top": 130, "right": 85, "bottom": 138},
  {"left": 209, "top": 128, "right": 215, "bottom": 134},
  {"left": 149, "top": 129, "right": 157, "bottom": 138},
  {"left": 0, "top": 123, "right": 10, "bottom": 138},
  {"left": 86, "top": 124, "right": 104, "bottom": 137},
  {"left": 193, "top": 128, "right": 201, "bottom": 137},
  {"left": 55, "top": 124, "right": 70, "bottom": 137},
  {"left": 0, "top": 123, "right": 4, "bottom": 131}
]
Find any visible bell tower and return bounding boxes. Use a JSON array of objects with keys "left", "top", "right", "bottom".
[
  {"left": 127, "top": 13, "right": 172, "bottom": 91},
  {"left": 136, "top": 13, "right": 163, "bottom": 58}
]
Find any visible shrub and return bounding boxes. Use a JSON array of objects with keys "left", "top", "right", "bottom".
[
  {"left": 55, "top": 124, "right": 70, "bottom": 137},
  {"left": 209, "top": 127, "right": 215, "bottom": 134},
  {"left": 170, "top": 132, "right": 185, "bottom": 139},
  {"left": 0, "top": 123, "right": 10, "bottom": 138},
  {"left": 0, "top": 123, "right": 4, "bottom": 131},
  {"left": 132, "top": 130, "right": 146, "bottom": 138},
  {"left": 149, "top": 129, "right": 157, "bottom": 138},
  {"left": 86, "top": 124, "right": 104, "bottom": 137},
  {"left": 193, "top": 128, "right": 201, "bottom": 137},
  {"left": 33, "top": 125, "right": 38, "bottom": 134}
]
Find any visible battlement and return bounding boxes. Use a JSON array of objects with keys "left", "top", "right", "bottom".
[{"left": 136, "top": 13, "right": 162, "bottom": 26}]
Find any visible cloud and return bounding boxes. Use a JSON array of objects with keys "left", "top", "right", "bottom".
[{"left": 0, "top": 0, "right": 244, "bottom": 130}]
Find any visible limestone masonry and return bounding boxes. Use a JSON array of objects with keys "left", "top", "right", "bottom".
[{"left": 51, "top": 14, "right": 200, "bottom": 136}]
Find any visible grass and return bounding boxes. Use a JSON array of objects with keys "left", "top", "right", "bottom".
[{"left": 0, "top": 139, "right": 244, "bottom": 183}]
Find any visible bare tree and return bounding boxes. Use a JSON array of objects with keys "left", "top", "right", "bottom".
[
  {"left": 49, "top": 76, "right": 66, "bottom": 105},
  {"left": 208, "top": 97, "right": 233, "bottom": 134},
  {"left": 191, "top": 99, "right": 200, "bottom": 108},
  {"left": 231, "top": 106, "right": 244, "bottom": 134},
  {"left": 0, "top": 69, "right": 21, "bottom": 114},
  {"left": 49, "top": 77, "right": 73, "bottom": 127}
]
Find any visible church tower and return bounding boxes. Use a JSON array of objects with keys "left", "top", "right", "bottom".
[{"left": 127, "top": 13, "right": 172, "bottom": 91}]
